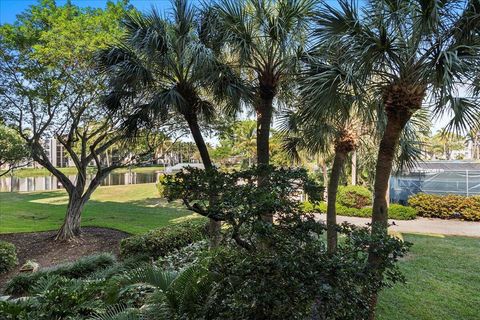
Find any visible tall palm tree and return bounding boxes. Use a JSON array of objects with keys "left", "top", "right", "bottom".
[
  {"left": 311, "top": 0, "right": 480, "bottom": 316},
  {"left": 202, "top": 0, "right": 316, "bottom": 222},
  {"left": 97, "top": 0, "right": 243, "bottom": 246}
]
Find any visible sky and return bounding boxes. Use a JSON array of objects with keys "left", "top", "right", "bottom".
[
  {"left": 0, "top": 0, "right": 181, "bottom": 24},
  {"left": 0, "top": 0, "right": 450, "bottom": 134}
]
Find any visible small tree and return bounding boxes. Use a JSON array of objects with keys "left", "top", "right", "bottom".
[
  {"left": 0, "top": 0, "right": 159, "bottom": 240},
  {"left": 0, "top": 124, "right": 29, "bottom": 177},
  {"left": 162, "top": 166, "right": 323, "bottom": 251}
]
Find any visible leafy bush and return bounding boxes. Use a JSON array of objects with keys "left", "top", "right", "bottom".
[
  {"left": 120, "top": 221, "right": 207, "bottom": 259},
  {"left": 409, "top": 193, "right": 480, "bottom": 221},
  {"left": 155, "top": 174, "right": 166, "bottom": 197},
  {"left": 156, "top": 240, "right": 209, "bottom": 272},
  {"left": 5, "top": 253, "right": 116, "bottom": 295},
  {"left": 163, "top": 166, "right": 323, "bottom": 250},
  {"left": 204, "top": 224, "right": 409, "bottom": 320},
  {"left": 0, "top": 240, "right": 18, "bottom": 274},
  {"left": 337, "top": 185, "right": 372, "bottom": 209},
  {"left": 301, "top": 201, "right": 416, "bottom": 220},
  {"left": 388, "top": 204, "right": 417, "bottom": 220}
]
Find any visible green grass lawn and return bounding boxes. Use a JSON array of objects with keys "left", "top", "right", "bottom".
[
  {"left": 1, "top": 165, "right": 165, "bottom": 178},
  {"left": 0, "top": 183, "right": 197, "bottom": 234},
  {"left": 377, "top": 234, "right": 480, "bottom": 320},
  {"left": 1, "top": 185, "right": 479, "bottom": 319}
]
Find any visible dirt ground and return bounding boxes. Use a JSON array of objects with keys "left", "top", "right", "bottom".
[{"left": 0, "top": 227, "right": 129, "bottom": 291}]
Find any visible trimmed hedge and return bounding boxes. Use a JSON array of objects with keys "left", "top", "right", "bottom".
[
  {"left": 120, "top": 221, "right": 207, "bottom": 259},
  {"left": 337, "top": 185, "right": 372, "bottom": 209},
  {"left": 302, "top": 202, "right": 417, "bottom": 220},
  {"left": 5, "top": 252, "right": 116, "bottom": 295},
  {"left": 408, "top": 193, "right": 480, "bottom": 221},
  {"left": 0, "top": 240, "right": 18, "bottom": 274}
]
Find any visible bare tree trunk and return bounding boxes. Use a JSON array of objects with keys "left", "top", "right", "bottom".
[
  {"left": 327, "top": 150, "right": 347, "bottom": 254},
  {"left": 185, "top": 113, "right": 221, "bottom": 247},
  {"left": 55, "top": 193, "right": 86, "bottom": 240}
]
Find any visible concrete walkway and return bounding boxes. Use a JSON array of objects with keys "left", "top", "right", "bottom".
[{"left": 315, "top": 214, "right": 480, "bottom": 237}]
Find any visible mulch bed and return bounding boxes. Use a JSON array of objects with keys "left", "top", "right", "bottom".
[{"left": 0, "top": 227, "right": 129, "bottom": 291}]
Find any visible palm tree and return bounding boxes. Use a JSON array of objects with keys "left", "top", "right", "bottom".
[
  {"left": 283, "top": 113, "right": 360, "bottom": 254},
  {"left": 97, "top": 0, "right": 243, "bottom": 245},
  {"left": 312, "top": 0, "right": 480, "bottom": 316},
  {"left": 203, "top": 0, "right": 316, "bottom": 222}
]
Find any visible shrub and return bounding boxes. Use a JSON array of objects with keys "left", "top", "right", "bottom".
[
  {"left": 156, "top": 240, "right": 209, "bottom": 271},
  {"left": 388, "top": 204, "right": 417, "bottom": 220},
  {"left": 204, "top": 225, "right": 409, "bottom": 320},
  {"left": 155, "top": 174, "right": 166, "bottom": 197},
  {"left": 5, "top": 253, "right": 116, "bottom": 295},
  {"left": 300, "top": 202, "right": 416, "bottom": 220},
  {"left": 120, "top": 221, "right": 207, "bottom": 259},
  {"left": 409, "top": 193, "right": 480, "bottom": 221},
  {"left": 0, "top": 240, "right": 18, "bottom": 274},
  {"left": 337, "top": 185, "right": 372, "bottom": 209}
]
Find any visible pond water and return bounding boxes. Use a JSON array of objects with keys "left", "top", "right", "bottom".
[{"left": 0, "top": 170, "right": 162, "bottom": 192}]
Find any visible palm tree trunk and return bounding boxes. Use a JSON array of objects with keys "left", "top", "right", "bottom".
[
  {"left": 327, "top": 150, "right": 347, "bottom": 254},
  {"left": 322, "top": 161, "right": 328, "bottom": 201},
  {"left": 256, "top": 95, "right": 274, "bottom": 223},
  {"left": 351, "top": 150, "right": 357, "bottom": 185},
  {"left": 368, "top": 112, "right": 412, "bottom": 319},
  {"left": 185, "top": 113, "right": 221, "bottom": 247}
]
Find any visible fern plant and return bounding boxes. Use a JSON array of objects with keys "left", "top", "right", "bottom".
[{"left": 95, "top": 264, "right": 213, "bottom": 320}]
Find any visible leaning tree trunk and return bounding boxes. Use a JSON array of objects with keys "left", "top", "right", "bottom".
[
  {"left": 55, "top": 192, "right": 87, "bottom": 240},
  {"left": 326, "top": 150, "right": 347, "bottom": 254},
  {"left": 185, "top": 113, "right": 221, "bottom": 247},
  {"left": 367, "top": 83, "right": 425, "bottom": 319},
  {"left": 256, "top": 85, "right": 275, "bottom": 223}
]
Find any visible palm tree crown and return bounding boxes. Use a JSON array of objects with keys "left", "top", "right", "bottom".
[
  {"left": 203, "top": 0, "right": 317, "bottom": 167},
  {"left": 97, "top": 0, "right": 243, "bottom": 169}
]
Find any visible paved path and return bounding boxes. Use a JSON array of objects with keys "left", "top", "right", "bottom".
[{"left": 315, "top": 214, "right": 480, "bottom": 237}]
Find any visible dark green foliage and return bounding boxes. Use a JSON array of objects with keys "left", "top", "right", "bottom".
[
  {"left": 120, "top": 222, "right": 207, "bottom": 259},
  {"left": 204, "top": 223, "right": 410, "bottom": 320},
  {"left": 337, "top": 185, "right": 372, "bottom": 209},
  {"left": 302, "top": 202, "right": 417, "bottom": 220},
  {"left": 0, "top": 275, "right": 107, "bottom": 320},
  {"left": 0, "top": 240, "right": 18, "bottom": 274},
  {"left": 163, "top": 166, "right": 323, "bottom": 250},
  {"left": 409, "top": 193, "right": 480, "bottom": 221},
  {"left": 5, "top": 253, "right": 116, "bottom": 295}
]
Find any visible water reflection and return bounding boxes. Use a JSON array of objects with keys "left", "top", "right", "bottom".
[{"left": 0, "top": 171, "right": 162, "bottom": 192}]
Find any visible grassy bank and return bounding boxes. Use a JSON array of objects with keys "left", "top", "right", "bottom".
[
  {"left": 1, "top": 165, "right": 166, "bottom": 178},
  {"left": 377, "top": 234, "right": 480, "bottom": 320},
  {"left": 0, "top": 183, "right": 198, "bottom": 234}
]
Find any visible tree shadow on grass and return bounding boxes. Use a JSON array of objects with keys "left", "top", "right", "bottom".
[{"left": 0, "top": 191, "right": 196, "bottom": 234}]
